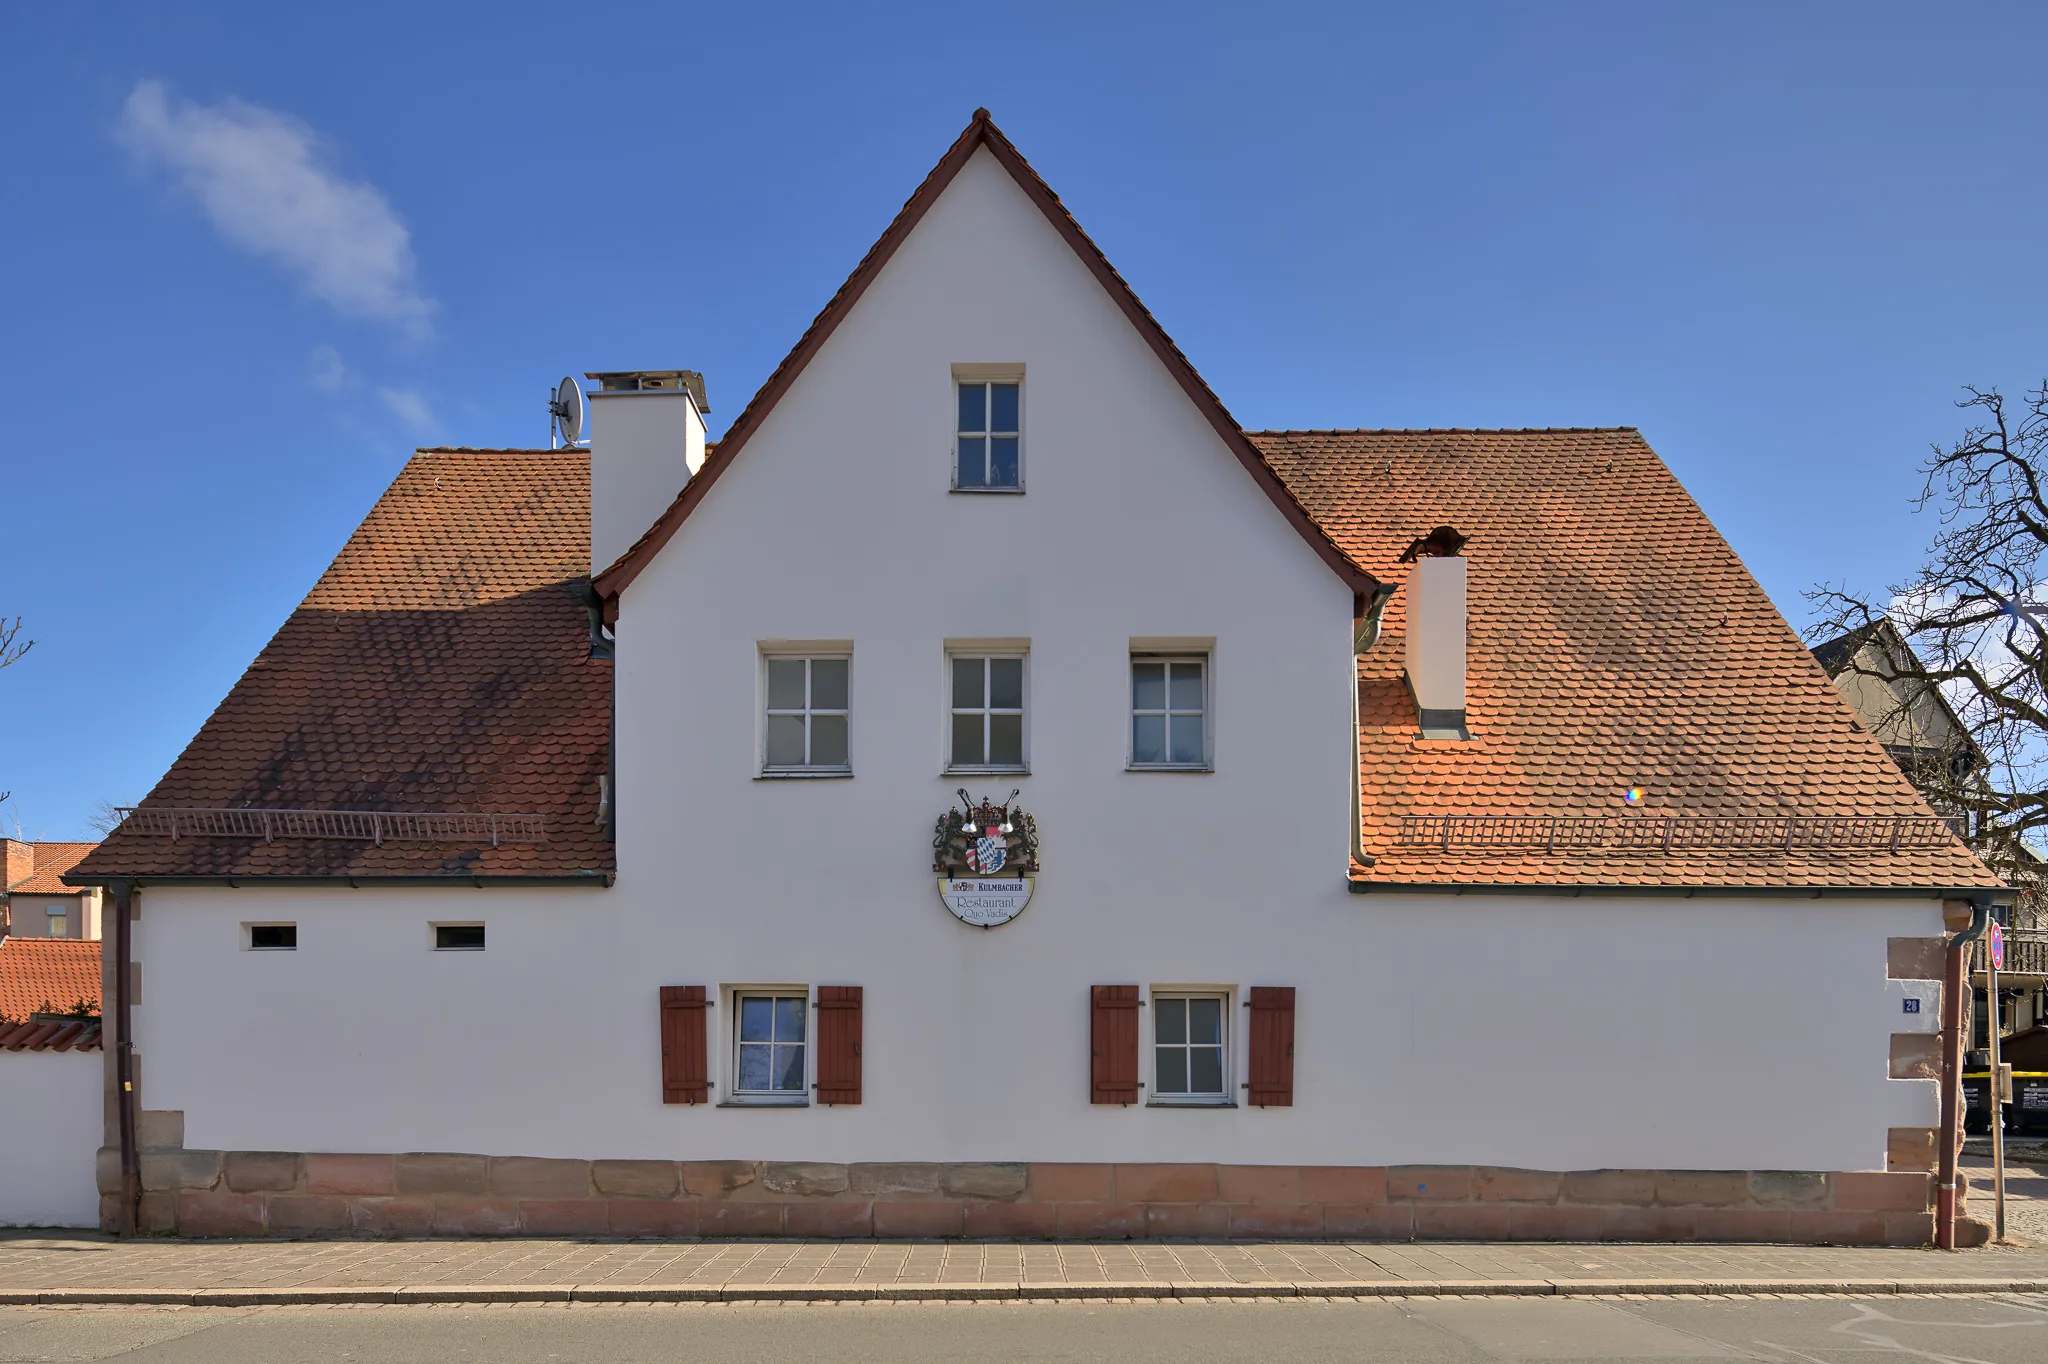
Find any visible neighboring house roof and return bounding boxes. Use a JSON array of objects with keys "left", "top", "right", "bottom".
[
  {"left": 1252, "top": 427, "right": 2001, "bottom": 892},
  {"left": 590, "top": 108, "right": 1380, "bottom": 608},
  {"left": 5, "top": 842, "right": 97, "bottom": 895},
  {"left": 1811, "top": 620, "right": 1984, "bottom": 766},
  {"left": 69, "top": 448, "right": 613, "bottom": 883},
  {"left": 0, "top": 1016, "right": 101, "bottom": 1052},
  {"left": 0, "top": 938, "right": 101, "bottom": 1020}
]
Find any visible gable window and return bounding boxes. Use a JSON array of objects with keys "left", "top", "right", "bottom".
[
  {"left": 47, "top": 909, "right": 68, "bottom": 938},
  {"left": 1153, "top": 992, "right": 1229, "bottom": 1104},
  {"left": 955, "top": 380, "right": 1021, "bottom": 490},
  {"left": 247, "top": 924, "right": 297, "bottom": 951},
  {"left": 1131, "top": 655, "right": 1209, "bottom": 769},
  {"left": 764, "top": 654, "right": 850, "bottom": 773},
  {"left": 733, "top": 991, "right": 808, "bottom": 1102},
  {"left": 949, "top": 653, "right": 1026, "bottom": 771}
]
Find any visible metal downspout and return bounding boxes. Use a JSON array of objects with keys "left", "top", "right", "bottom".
[
  {"left": 112, "top": 879, "right": 139, "bottom": 1238},
  {"left": 1938, "top": 901, "right": 1991, "bottom": 1250}
]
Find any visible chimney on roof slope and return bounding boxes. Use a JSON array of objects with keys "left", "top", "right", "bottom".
[
  {"left": 1400, "top": 526, "right": 1469, "bottom": 740},
  {"left": 2, "top": 838, "right": 32, "bottom": 891},
  {"left": 586, "top": 370, "right": 709, "bottom": 575}
]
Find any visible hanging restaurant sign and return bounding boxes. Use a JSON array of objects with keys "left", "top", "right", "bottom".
[{"left": 933, "top": 789, "right": 1038, "bottom": 928}]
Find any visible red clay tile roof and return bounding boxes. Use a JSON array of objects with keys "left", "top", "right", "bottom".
[
  {"left": 1252, "top": 428, "right": 2001, "bottom": 892},
  {"left": 592, "top": 109, "right": 1377, "bottom": 607},
  {"left": 70, "top": 449, "right": 613, "bottom": 882},
  {"left": 0, "top": 938, "right": 101, "bottom": 1020},
  {"left": 0, "top": 1017, "right": 101, "bottom": 1052},
  {"left": 6, "top": 842, "right": 97, "bottom": 895}
]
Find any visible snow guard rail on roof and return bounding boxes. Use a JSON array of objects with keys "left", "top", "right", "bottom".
[
  {"left": 113, "top": 808, "right": 547, "bottom": 847},
  {"left": 1400, "top": 814, "right": 1960, "bottom": 856}
]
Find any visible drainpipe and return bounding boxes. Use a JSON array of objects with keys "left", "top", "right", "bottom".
[
  {"left": 1938, "top": 898, "right": 1991, "bottom": 1250},
  {"left": 111, "top": 878, "right": 139, "bottom": 1239}
]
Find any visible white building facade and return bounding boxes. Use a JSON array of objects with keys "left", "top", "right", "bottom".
[{"left": 72, "top": 113, "right": 2001, "bottom": 1244}]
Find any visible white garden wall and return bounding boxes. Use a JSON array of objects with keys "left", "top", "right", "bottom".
[{"left": 0, "top": 1050, "right": 104, "bottom": 1227}]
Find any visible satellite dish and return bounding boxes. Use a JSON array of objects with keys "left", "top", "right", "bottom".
[{"left": 549, "top": 376, "right": 585, "bottom": 447}]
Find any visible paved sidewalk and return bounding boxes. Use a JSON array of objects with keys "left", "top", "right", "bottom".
[{"left": 5, "top": 1233, "right": 2048, "bottom": 1304}]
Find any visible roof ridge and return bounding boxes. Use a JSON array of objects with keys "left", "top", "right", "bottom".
[
  {"left": 412, "top": 447, "right": 578, "bottom": 455},
  {"left": 1248, "top": 426, "right": 1643, "bottom": 436}
]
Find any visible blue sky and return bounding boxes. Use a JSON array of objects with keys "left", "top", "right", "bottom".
[{"left": 3, "top": 2, "right": 2044, "bottom": 841}]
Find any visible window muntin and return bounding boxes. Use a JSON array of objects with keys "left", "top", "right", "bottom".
[
  {"left": 1131, "top": 656, "right": 1207, "bottom": 767},
  {"left": 434, "top": 924, "right": 485, "bottom": 951},
  {"left": 764, "top": 655, "right": 850, "bottom": 771},
  {"left": 955, "top": 381, "right": 1021, "bottom": 489},
  {"left": 248, "top": 924, "right": 297, "bottom": 951},
  {"left": 949, "top": 654, "right": 1026, "bottom": 770},
  {"left": 734, "top": 992, "right": 808, "bottom": 1098},
  {"left": 1153, "top": 994, "right": 1228, "bottom": 1101}
]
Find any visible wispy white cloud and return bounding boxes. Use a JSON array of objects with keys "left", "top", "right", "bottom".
[
  {"left": 119, "top": 80, "right": 437, "bottom": 339},
  {"left": 308, "top": 343, "right": 351, "bottom": 393},
  {"left": 377, "top": 386, "right": 437, "bottom": 435}
]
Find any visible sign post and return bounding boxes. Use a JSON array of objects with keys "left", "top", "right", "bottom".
[{"left": 1988, "top": 921, "right": 2006, "bottom": 1243}]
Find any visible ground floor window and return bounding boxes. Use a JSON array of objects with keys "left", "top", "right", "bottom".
[
  {"left": 734, "top": 992, "right": 808, "bottom": 1099},
  {"left": 1152, "top": 992, "right": 1228, "bottom": 1102}
]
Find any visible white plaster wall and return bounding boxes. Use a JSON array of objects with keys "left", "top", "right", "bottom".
[
  {"left": 137, "top": 885, "right": 1938, "bottom": 1172},
  {"left": 0, "top": 1051, "right": 103, "bottom": 1226}
]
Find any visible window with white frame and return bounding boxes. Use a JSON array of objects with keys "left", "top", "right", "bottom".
[
  {"left": 1153, "top": 993, "right": 1228, "bottom": 1103},
  {"left": 764, "top": 655, "right": 850, "bottom": 772},
  {"left": 1131, "top": 655, "right": 1208, "bottom": 768},
  {"left": 733, "top": 991, "right": 808, "bottom": 1100},
  {"left": 955, "top": 380, "right": 1021, "bottom": 489},
  {"left": 949, "top": 653, "right": 1026, "bottom": 771},
  {"left": 47, "top": 909, "right": 67, "bottom": 938}
]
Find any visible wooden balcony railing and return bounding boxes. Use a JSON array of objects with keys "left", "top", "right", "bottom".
[{"left": 1973, "top": 928, "right": 2048, "bottom": 977}]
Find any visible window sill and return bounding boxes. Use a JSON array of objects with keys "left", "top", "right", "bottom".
[
  {"left": 950, "top": 485, "right": 1026, "bottom": 495},
  {"left": 1126, "top": 763, "right": 1214, "bottom": 774},
  {"left": 1146, "top": 1100, "right": 1238, "bottom": 1109},
  {"left": 756, "top": 770, "right": 854, "bottom": 780},
  {"left": 944, "top": 766, "right": 1030, "bottom": 778},
  {"left": 717, "top": 1099, "right": 810, "bottom": 1108}
]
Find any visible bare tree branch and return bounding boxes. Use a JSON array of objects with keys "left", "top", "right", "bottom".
[{"left": 1807, "top": 382, "right": 2048, "bottom": 924}]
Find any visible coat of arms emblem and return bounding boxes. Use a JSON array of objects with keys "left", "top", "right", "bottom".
[{"left": 934, "top": 789, "right": 1039, "bottom": 878}]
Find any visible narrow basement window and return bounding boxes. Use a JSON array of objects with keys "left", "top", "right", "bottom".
[
  {"left": 247, "top": 924, "right": 296, "bottom": 951},
  {"left": 435, "top": 924, "right": 486, "bottom": 951}
]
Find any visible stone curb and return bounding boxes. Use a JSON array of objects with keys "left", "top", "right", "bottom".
[{"left": 3, "top": 1278, "right": 2047, "bottom": 1306}]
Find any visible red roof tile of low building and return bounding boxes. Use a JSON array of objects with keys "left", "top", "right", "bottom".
[
  {"left": 70, "top": 448, "right": 613, "bottom": 883},
  {"left": 0, "top": 938, "right": 102, "bottom": 1020},
  {"left": 6, "top": 842, "right": 98, "bottom": 895},
  {"left": 0, "top": 1017, "right": 101, "bottom": 1052},
  {"left": 1252, "top": 427, "right": 2000, "bottom": 891}
]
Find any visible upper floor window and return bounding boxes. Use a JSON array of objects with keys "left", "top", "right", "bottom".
[
  {"left": 1131, "top": 655, "right": 1209, "bottom": 769},
  {"left": 956, "top": 381, "right": 1021, "bottom": 490},
  {"left": 764, "top": 654, "right": 850, "bottom": 773},
  {"left": 949, "top": 653, "right": 1026, "bottom": 771}
]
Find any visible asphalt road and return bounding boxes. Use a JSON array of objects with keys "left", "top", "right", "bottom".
[{"left": 3, "top": 1295, "right": 2047, "bottom": 1363}]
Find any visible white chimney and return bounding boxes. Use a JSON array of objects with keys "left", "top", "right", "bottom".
[
  {"left": 1403, "top": 529, "right": 1468, "bottom": 739},
  {"left": 586, "top": 370, "right": 708, "bottom": 574}
]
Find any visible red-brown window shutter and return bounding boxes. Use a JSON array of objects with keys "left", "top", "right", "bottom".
[
  {"left": 816, "top": 985, "right": 863, "bottom": 1105},
  {"left": 659, "top": 985, "right": 709, "bottom": 1105},
  {"left": 1246, "top": 986, "right": 1296, "bottom": 1107},
  {"left": 1091, "top": 984, "right": 1141, "bottom": 1105}
]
